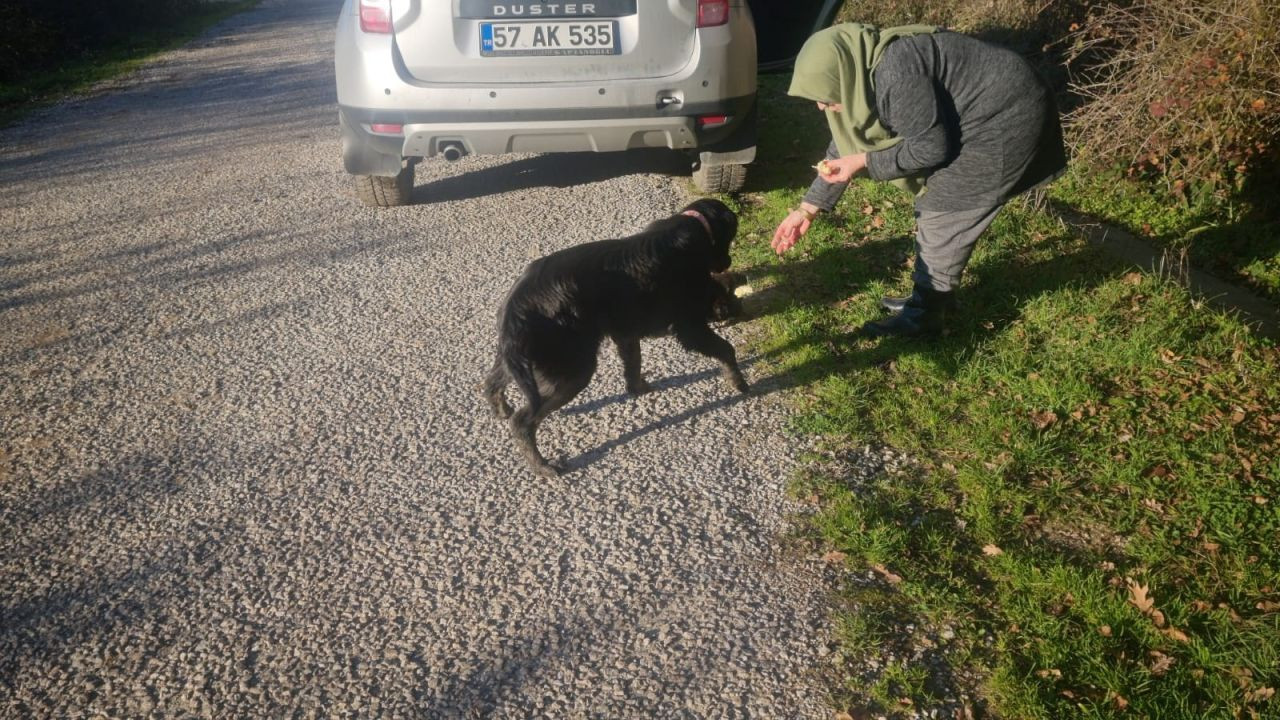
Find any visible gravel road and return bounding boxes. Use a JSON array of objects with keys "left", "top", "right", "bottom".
[{"left": 0, "top": 1, "right": 834, "bottom": 716}]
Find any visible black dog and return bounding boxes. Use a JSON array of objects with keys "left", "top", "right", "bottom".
[{"left": 484, "top": 198, "right": 747, "bottom": 476}]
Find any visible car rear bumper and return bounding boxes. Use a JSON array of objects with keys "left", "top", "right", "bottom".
[
  {"left": 402, "top": 116, "right": 697, "bottom": 155},
  {"left": 339, "top": 95, "right": 754, "bottom": 175}
]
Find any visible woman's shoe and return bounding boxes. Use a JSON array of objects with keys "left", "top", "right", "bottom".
[{"left": 862, "top": 286, "right": 956, "bottom": 338}]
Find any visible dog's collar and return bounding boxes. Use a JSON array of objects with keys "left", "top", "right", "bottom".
[{"left": 682, "top": 209, "right": 713, "bottom": 238}]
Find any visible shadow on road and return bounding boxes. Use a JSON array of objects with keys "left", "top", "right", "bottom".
[{"left": 411, "top": 150, "right": 695, "bottom": 205}]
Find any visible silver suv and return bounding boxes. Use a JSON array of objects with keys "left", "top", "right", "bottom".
[{"left": 335, "top": 0, "right": 839, "bottom": 206}]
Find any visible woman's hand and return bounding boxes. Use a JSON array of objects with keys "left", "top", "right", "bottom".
[
  {"left": 816, "top": 152, "right": 868, "bottom": 183},
  {"left": 771, "top": 205, "right": 817, "bottom": 255}
]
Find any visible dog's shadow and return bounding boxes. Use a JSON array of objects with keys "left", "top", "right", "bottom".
[
  {"left": 559, "top": 321, "right": 748, "bottom": 417},
  {"left": 560, "top": 367, "right": 721, "bottom": 416},
  {"left": 546, "top": 305, "right": 783, "bottom": 473},
  {"left": 559, "top": 356, "right": 767, "bottom": 472}
]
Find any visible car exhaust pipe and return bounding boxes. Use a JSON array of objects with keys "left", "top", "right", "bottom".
[{"left": 439, "top": 142, "right": 467, "bottom": 162}]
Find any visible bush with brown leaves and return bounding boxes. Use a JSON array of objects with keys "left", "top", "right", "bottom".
[
  {"left": 836, "top": 0, "right": 1280, "bottom": 212},
  {"left": 1064, "top": 0, "right": 1279, "bottom": 207}
]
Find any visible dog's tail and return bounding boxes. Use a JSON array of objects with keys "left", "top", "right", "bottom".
[{"left": 500, "top": 306, "right": 542, "bottom": 416}]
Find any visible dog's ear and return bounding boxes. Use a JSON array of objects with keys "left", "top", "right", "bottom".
[
  {"left": 679, "top": 199, "right": 737, "bottom": 271},
  {"left": 688, "top": 198, "right": 738, "bottom": 260}
]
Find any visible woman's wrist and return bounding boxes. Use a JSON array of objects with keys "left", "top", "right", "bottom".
[{"left": 795, "top": 204, "right": 819, "bottom": 221}]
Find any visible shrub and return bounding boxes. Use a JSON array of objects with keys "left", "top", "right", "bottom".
[
  {"left": 1064, "top": 0, "right": 1280, "bottom": 213},
  {"left": 835, "top": 0, "right": 1084, "bottom": 60}
]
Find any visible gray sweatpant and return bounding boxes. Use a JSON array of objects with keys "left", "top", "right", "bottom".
[{"left": 912, "top": 204, "right": 1003, "bottom": 292}]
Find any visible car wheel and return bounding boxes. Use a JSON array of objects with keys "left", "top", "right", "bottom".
[
  {"left": 355, "top": 162, "right": 414, "bottom": 207},
  {"left": 692, "top": 161, "right": 747, "bottom": 194}
]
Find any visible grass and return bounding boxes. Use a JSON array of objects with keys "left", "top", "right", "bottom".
[
  {"left": 727, "top": 74, "right": 1280, "bottom": 719},
  {"left": 0, "top": 0, "right": 258, "bottom": 128},
  {"left": 1048, "top": 168, "right": 1280, "bottom": 304}
]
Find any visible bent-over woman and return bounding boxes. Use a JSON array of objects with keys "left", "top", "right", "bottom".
[{"left": 772, "top": 23, "right": 1067, "bottom": 338}]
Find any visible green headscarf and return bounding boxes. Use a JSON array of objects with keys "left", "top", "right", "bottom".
[{"left": 788, "top": 23, "right": 939, "bottom": 195}]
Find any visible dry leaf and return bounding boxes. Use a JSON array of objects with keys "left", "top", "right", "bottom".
[
  {"left": 871, "top": 563, "right": 903, "bottom": 585},
  {"left": 1098, "top": 625, "right": 1113, "bottom": 637},
  {"left": 1150, "top": 609, "right": 1167, "bottom": 628},
  {"left": 1221, "top": 604, "right": 1244, "bottom": 623},
  {"left": 1030, "top": 410, "right": 1059, "bottom": 430},
  {"left": 1149, "top": 651, "right": 1175, "bottom": 676},
  {"left": 1246, "top": 687, "right": 1276, "bottom": 704},
  {"left": 1128, "top": 580, "right": 1155, "bottom": 614},
  {"left": 1123, "top": 271, "right": 1143, "bottom": 285},
  {"left": 1256, "top": 601, "right": 1280, "bottom": 612},
  {"left": 1110, "top": 691, "right": 1130, "bottom": 710},
  {"left": 833, "top": 712, "right": 855, "bottom": 720},
  {"left": 822, "top": 550, "right": 848, "bottom": 566},
  {"left": 1036, "top": 668, "right": 1063, "bottom": 680},
  {"left": 982, "top": 544, "right": 1004, "bottom": 556},
  {"left": 871, "top": 215, "right": 886, "bottom": 229},
  {"left": 1161, "top": 627, "right": 1190, "bottom": 643},
  {"left": 1252, "top": 98, "right": 1268, "bottom": 111}
]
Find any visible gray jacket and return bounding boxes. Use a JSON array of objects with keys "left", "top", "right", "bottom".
[{"left": 804, "top": 31, "right": 1066, "bottom": 213}]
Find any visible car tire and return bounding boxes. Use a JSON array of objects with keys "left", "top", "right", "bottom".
[
  {"left": 692, "top": 161, "right": 748, "bottom": 195},
  {"left": 355, "top": 163, "right": 414, "bottom": 207}
]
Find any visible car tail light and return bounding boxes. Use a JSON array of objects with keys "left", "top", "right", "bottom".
[
  {"left": 359, "top": 0, "right": 392, "bottom": 33},
  {"left": 370, "top": 123, "right": 403, "bottom": 134},
  {"left": 697, "top": 114, "right": 729, "bottom": 128},
  {"left": 696, "top": 0, "right": 729, "bottom": 27}
]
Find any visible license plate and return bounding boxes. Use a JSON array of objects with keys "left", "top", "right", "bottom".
[{"left": 480, "top": 21, "right": 618, "bottom": 57}]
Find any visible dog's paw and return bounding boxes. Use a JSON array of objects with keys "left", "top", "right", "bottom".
[
  {"left": 626, "top": 379, "right": 654, "bottom": 396},
  {"left": 727, "top": 372, "right": 750, "bottom": 395},
  {"left": 532, "top": 458, "right": 570, "bottom": 477}
]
